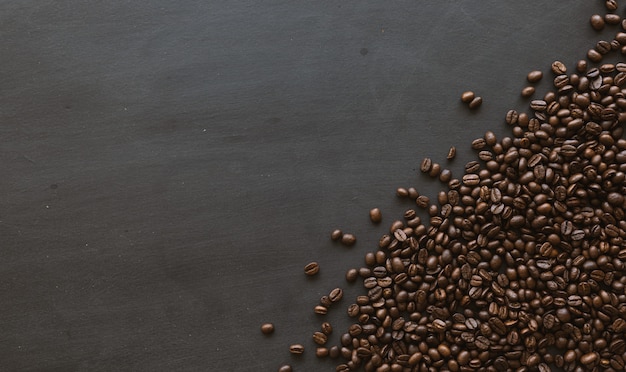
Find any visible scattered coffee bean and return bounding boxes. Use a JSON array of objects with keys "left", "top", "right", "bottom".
[
  {"left": 527, "top": 70, "right": 543, "bottom": 83},
  {"left": 369, "top": 208, "right": 382, "bottom": 223},
  {"left": 447, "top": 146, "right": 456, "bottom": 160},
  {"left": 289, "top": 344, "right": 304, "bottom": 355},
  {"left": 468, "top": 96, "right": 483, "bottom": 109},
  {"left": 330, "top": 229, "right": 342, "bottom": 241},
  {"left": 551, "top": 60, "right": 567, "bottom": 74},
  {"left": 304, "top": 262, "right": 320, "bottom": 276},
  {"left": 460, "top": 91, "right": 475, "bottom": 103},
  {"left": 340, "top": 233, "right": 356, "bottom": 246},
  {"left": 591, "top": 14, "right": 605, "bottom": 30},
  {"left": 278, "top": 365, "right": 292, "bottom": 372},
  {"left": 261, "top": 323, "right": 274, "bottom": 335},
  {"left": 606, "top": 13, "right": 621, "bottom": 25},
  {"left": 521, "top": 86, "right": 535, "bottom": 97}
]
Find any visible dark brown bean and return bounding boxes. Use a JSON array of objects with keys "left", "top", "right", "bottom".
[
  {"left": 369, "top": 208, "right": 382, "bottom": 223},
  {"left": 527, "top": 70, "right": 543, "bottom": 83},
  {"left": 261, "top": 323, "right": 274, "bottom": 335},
  {"left": 461, "top": 91, "right": 475, "bottom": 103},
  {"left": 304, "top": 262, "right": 320, "bottom": 276}
]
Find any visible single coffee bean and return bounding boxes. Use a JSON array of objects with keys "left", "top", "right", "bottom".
[
  {"left": 590, "top": 14, "right": 605, "bottom": 30},
  {"left": 304, "top": 262, "right": 320, "bottom": 276},
  {"left": 261, "top": 323, "right": 275, "bottom": 335},
  {"left": 551, "top": 60, "right": 567, "bottom": 74},
  {"left": 588, "top": 49, "right": 603, "bottom": 62},
  {"left": 313, "top": 331, "right": 328, "bottom": 345},
  {"left": 278, "top": 365, "right": 292, "bottom": 372},
  {"left": 420, "top": 157, "right": 432, "bottom": 173},
  {"left": 321, "top": 322, "right": 333, "bottom": 335},
  {"left": 341, "top": 233, "right": 356, "bottom": 246},
  {"left": 447, "top": 146, "right": 456, "bottom": 160},
  {"left": 315, "top": 347, "right": 329, "bottom": 358},
  {"left": 289, "top": 344, "right": 304, "bottom": 355},
  {"left": 329, "top": 288, "right": 343, "bottom": 302},
  {"left": 369, "top": 208, "right": 382, "bottom": 223},
  {"left": 331, "top": 229, "right": 342, "bottom": 241},
  {"left": 527, "top": 70, "right": 543, "bottom": 83},
  {"left": 314, "top": 305, "right": 328, "bottom": 315},
  {"left": 606, "top": 0, "right": 618, "bottom": 11},
  {"left": 345, "top": 268, "right": 358, "bottom": 282},
  {"left": 580, "top": 352, "right": 598, "bottom": 365},
  {"left": 468, "top": 96, "right": 482, "bottom": 109},
  {"left": 521, "top": 86, "right": 535, "bottom": 97},
  {"left": 460, "top": 91, "right": 475, "bottom": 103},
  {"left": 606, "top": 13, "right": 621, "bottom": 25},
  {"left": 530, "top": 100, "right": 547, "bottom": 111}
]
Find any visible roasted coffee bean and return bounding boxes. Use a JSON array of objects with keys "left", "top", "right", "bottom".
[
  {"left": 329, "top": 288, "right": 343, "bottom": 302},
  {"left": 278, "top": 365, "right": 292, "bottom": 372},
  {"left": 591, "top": 14, "right": 605, "bottom": 30},
  {"left": 447, "top": 146, "right": 456, "bottom": 160},
  {"left": 345, "top": 268, "right": 358, "bottom": 282},
  {"left": 313, "top": 331, "right": 328, "bottom": 345},
  {"left": 551, "top": 60, "right": 567, "bottom": 74},
  {"left": 461, "top": 91, "right": 475, "bottom": 103},
  {"left": 521, "top": 86, "right": 535, "bottom": 97},
  {"left": 289, "top": 344, "right": 304, "bottom": 354},
  {"left": 420, "top": 157, "right": 432, "bottom": 173},
  {"left": 468, "top": 96, "right": 482, "bottom": 109},
  {"left": 369, "top": 208, "right": 382, "bottom": 223},
  {"left": 304, "top": 262, "right": 320, "bottom": 276},
  {"left": 527, "top": 70, "right": 543, "bottom": 83},
  {"left": 321, "top": 322, "right": 333, "bottom": 335},
  {"left": 331, "top": 229, "right": 342, "bottom": 241},
  {"left": 341, "top": 233, "right": 356, "bottom": 246},
  {"left": 261, "top": 323, "right": 275, "bottom": 335}
]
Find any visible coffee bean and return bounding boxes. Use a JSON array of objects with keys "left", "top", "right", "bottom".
[
  {"left": 606, "top": 13, "right": 621, "bottom": 25},
  {"left": 329, "top": 288, "right": 343, "bottom": 302},
  {"left": 314, "top": 305, "right": 328, "bottom": 315},
  {"left": 521, "top": 86, "right": 535, "bottom": 97},
  {"left": 591, "top": 14, "right": 606, "bottom": 30},
  {"left": 278, "top": 365, "right": 292, "bottom": 372},
  {"left": 289, "top": 344, "right": 304, "bottom": 354},
  {"left": 304, "top": 262, "right": 320, "bottom": 276},
  {"left": 313, "top": 331, "right": 328, "bottom": 345},
  {"left": 341, "top": 233, "right": 356, "bottom": 246},
  {"left": 261, "top": 323, "right": 275, "bottom": 335},
  {"left": 331, "top": 229, "right": 342, "bottom": 241},
  {"left": 588, "top": 49, "right": 603, "bottom": 62},
  {"left": 527, "top": 70, "right": 543, "bottom": 83},
  {"left": 468, "top": 96, "right": 482, "bottom": 109},
  {"left": 606, "top": 0, "right": 618, "bottom": 11},
  {"left": 321, "top": 322, "right": 332, "bottom": 335},
  {"left": 461, "top": 91, "right": 475, "bottom": 103},
  {"left": 447, "top": 146, "right": 456, "bottom": 160},
  {"left": 551, "top": 60, "right": 567, "bottom": 74},
  {"left": 369, "top": 208, "right": 382, "bottom": 223},
  {"left": 420, "top": 157, "right": 432, "bottom": 173}
]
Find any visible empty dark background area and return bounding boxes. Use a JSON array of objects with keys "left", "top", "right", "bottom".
[{"left": 0, "top": 1, "right": 613, "bottom": 371}]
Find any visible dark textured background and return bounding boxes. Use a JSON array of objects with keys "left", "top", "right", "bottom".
[{"left": 0, "top": 1, "right": 616, "bottom": 371}]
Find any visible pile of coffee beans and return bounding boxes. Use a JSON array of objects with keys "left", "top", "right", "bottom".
[{"left": 271, "top": 2, "right": 626, "bottom": 371}]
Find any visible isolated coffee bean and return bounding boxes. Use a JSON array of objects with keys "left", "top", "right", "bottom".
[
  {"left": 551, "top": 60, "right": 567, "bottom": 74},
  {"left": 289, "top": 344, "right": 304, "bottom": 355},
  {"left": 447, "top": 146, "right": 456, "bottom": 160},
  {"left": 527, "top": 70, "right": 543, "bottom": 83},
  {"left": 261, "top": 323, "right": 275, "bottom": 335},
  {"left": 521, "top": 86, "right": 535, "bottom": 97},
  {"left": 304, "top": 262, "right": 320, "bottom": 276},
  {"left": 278, "top": 365, "right": 292, "bottom": 372},
  {"left": 369, "top": 208, "right": 382, "bottom": 223},
  {"left": 329, "top": 288, "right": 343, "bottom": 302}
]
